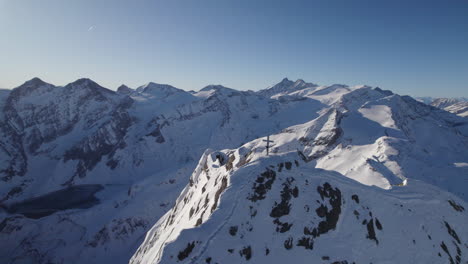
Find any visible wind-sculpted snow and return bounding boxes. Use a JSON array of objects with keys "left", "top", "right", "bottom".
[{"left": 1, "top": 77, "right": 467, "bottom": 263}]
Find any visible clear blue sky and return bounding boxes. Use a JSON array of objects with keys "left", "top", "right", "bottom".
[{"left": 1, "top": 0, "right": 467, "bottom": 97}]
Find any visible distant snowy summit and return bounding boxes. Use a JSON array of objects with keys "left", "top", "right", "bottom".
[
  {"left": 117, "top": 84, "right": 134, "bottom": 95},
  {"left": 258, "top": 78, "right": 318, "bottom": 98}
]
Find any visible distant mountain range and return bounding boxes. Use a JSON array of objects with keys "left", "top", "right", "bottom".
[
  {"left": 0, "top": 78, "right": 467, "bottom": 264},
  {"left": 416, "top": 97, "right": 468, "bottom": 117}
]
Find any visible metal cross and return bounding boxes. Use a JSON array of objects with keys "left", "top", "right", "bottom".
[{"left": 263, "top": 135, "right": 274, "bottom": 156}]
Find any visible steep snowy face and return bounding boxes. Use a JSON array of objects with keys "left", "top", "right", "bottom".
[
  {"left": 131, "top": 122, "right": 468, "bottom": 264},
  {"left": 0, "top": 78, "right": 133, "bottom": 184},
  {"left": 325, "top": 89, "right": 468, "bottom": 197}
]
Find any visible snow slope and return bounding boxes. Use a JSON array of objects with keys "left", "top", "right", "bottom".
[
  {"left": 133, "top": 151, "right": 468, "bottom": 264},
  {"left": 444, "top": 102, "right": 468, "bottom": 117},
  {"left": 132, "top": 87, "right": 468, "bottom": 264},
  {"left": 131, "top": 92, "right": 468, "bottom": 263}
]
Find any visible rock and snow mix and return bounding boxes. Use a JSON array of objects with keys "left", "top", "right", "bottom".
[{"left": 0, "top": 77, "right": 467, "bottom": 264}]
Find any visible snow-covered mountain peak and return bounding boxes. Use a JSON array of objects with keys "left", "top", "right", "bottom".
[
  {"left": 117, "top": 84, "right": 134, "bottom": 95},
  {"left": 196, "top": 85, "right": 241, "bottom": 98},
  {"left": 279, "top": 77, "right": 294, "bottom": 85},
  {"left": 67, "top": 78, "right": 100, "bottom": 88},
  {"left": 259, "top": 78, "right": 318, "bottom": 98},
  {"left": 8, "top": 77, "right": 55, "bottom": 99},
  {"left": 22, "top": 77, "right": 48, "bottom": 87},
  {"left": 65, "top": 78, "right": 113, "bottom": 93},
  {"left": 63, "top": 78, "right": 121, "bottom": 103},
  {"left": 135, "top": 82, "right": 189, "bottom": 99}
]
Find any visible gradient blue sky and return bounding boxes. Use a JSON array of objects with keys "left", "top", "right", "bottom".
[{"left": 1, "top": 0, "right": 467, "bottom": 97}]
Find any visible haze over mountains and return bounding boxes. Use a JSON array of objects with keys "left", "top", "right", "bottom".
[{"left": 0, "top": 78, "right": 467, "bottom": 264}]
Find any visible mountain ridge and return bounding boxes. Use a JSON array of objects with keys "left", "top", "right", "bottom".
[
  {"left": 0, "top": 77, "right": 466, "bottom": 264},
  {"left": 131, "top": 102, "right": 468, "bottom": 263}
]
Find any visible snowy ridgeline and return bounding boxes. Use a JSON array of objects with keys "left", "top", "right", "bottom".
[{"left": 0, "top": 77, "right": 467, "bottom": 264}]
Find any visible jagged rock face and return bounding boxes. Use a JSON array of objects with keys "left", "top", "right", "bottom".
[
  {"left": 0, "top": 117, "right": 27, "bottom": 182},
  {"left": 0, "top": 78, "right": 134, "bottom": 185}
]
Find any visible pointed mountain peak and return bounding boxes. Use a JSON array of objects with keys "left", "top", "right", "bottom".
[
  {"left": 21, "top": 77, "right": 47, "bottom": 88},
  {"left": 117, "top": 84, "right": 134, "bottom": 94},
  {"left": 279, "top": 77, "right": 293, "bottom": 84},
  {"left": 259, "top": 77, "right": 316, "bottom": 98},
  {"left": 271, "top": 78, "right": 313, "bottom": 90},
  {"left": 11, "top": 77, "right": 53, "bottom": 98},
  {"left": 69, "top": 78, "right": 98, "bottom": 86},
  {"left": 64, "top": 78, "right": 116, "bottom": 98}
]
